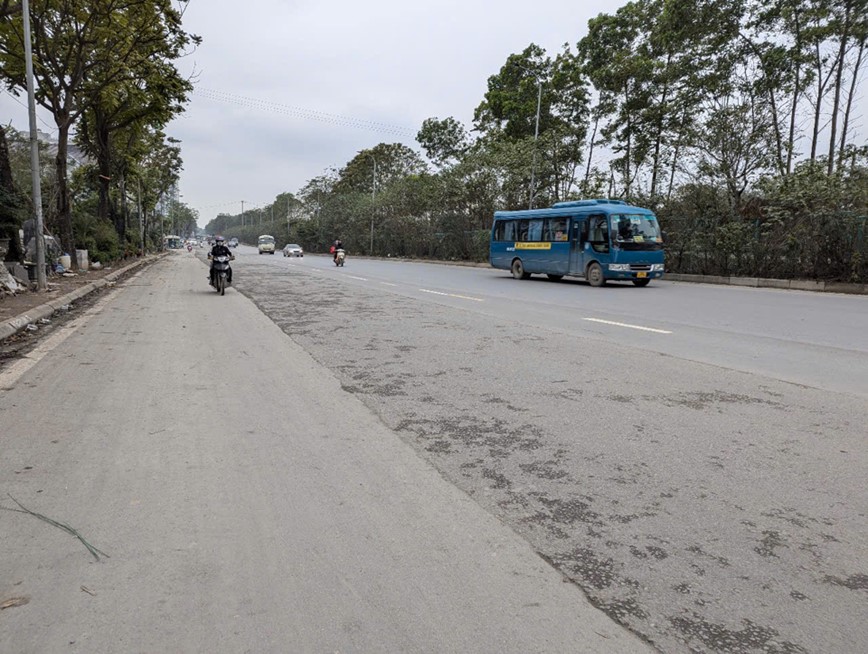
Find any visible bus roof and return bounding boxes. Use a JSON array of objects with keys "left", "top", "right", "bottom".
[{"left": 494, "top": 199, "right": 653, "bottom": 220}]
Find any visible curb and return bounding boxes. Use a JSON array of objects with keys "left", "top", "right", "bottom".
[
  {"left": 1, "top": 254, "right": 166, "bottom": 342},
  {"left": 663, "top": 273, "right": 866, "bottom": 295}
]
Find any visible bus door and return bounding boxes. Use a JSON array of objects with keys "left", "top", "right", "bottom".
[{"left": 569, "top": 217, "right": 586, "bottom": 274}]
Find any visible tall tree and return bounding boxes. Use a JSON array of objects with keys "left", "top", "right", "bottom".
[
  {"left": 474, "top": 43, "right": 589, "bottom": 204},
  {"left": 75, "top": 1, "right": 197, "bottom": 238},
  {"left": 0, "top": 0, "right": 196, "bottom": 265},
  {"left": 416, "top": 116, "right": 469, "bottom": 168}
]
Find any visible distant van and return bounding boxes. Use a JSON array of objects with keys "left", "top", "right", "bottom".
[{"left": 258, "top": 234, "right": 276, "bottom": 254}]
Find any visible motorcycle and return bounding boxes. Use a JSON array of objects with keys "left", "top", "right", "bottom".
[
  {"left": 209, "top": 254, "right": 233, "bottom": 295},
  {"left": 187, "top": 244, "right": 193, "bottom": 252},
  {"left": 334, "top": 248, "right": 346, "bottom": 267}
]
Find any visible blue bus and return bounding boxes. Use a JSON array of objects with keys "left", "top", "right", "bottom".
[{"left": 489, "top": 199, "right": 665, "bottom": 287}]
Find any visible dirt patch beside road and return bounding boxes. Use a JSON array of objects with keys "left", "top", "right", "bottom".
[{"left": 0, "top": 255, "right": 162, "bottom": 365}]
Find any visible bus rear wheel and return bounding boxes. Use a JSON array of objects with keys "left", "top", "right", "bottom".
[
  {"left": 511, "top": 259, "right": 531, "bottom": 280},
  {"left": 587, "top": 262, "right": 606, "bottom": 287},
  {"left": 632, "top": 278, "right": 651, "bottom": 287}
]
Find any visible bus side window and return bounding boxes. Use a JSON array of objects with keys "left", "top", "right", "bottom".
[
  {"left": 518, "top": 219, "right": 529, "bottom": 241},
  {"left": 546, "top": 218, "right": 568, "bottom": 241},
  {"left": 589, "top": 214, "right": 609, "bottom": 253},
  {"left": 528, "top": 219, "right": 544, "bottom": 241}
]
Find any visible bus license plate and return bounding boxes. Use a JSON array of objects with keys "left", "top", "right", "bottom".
[{"left": 637, "top": 272, "right": 647, "bottom": 278}]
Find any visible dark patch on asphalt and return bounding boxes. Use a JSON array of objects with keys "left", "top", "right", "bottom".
[
  {"left": 755, "top": 530, "right": 788, "bottom": 558},
  {"left": 518, "top": 460, "right": 569, "bottom": 480},
  {"left": 668, "top": 614, "right": 808, "bottom": 653},
  {"left": 662, "top": 390, "right": 788, "bottom": 411},
  {"left": 395, "top": 415, "right": 543, "bottom": 456},
  {"left": 551, "top": 546, "right": 620, "bottom": 590},
  {"left": 482, "top": 467, "right": 511, "bottom": 490},
  {"left": 687, "top": 544, "right": 731, "bottom": 568},
  {"left": 533, "top": 496, "right": 602, "bottom": 526},
  {"left": 600, "top": 597, "right": 648, "bottom": 622},
  {"left": 824, "top": 573, "right": 868, "bottom": 591}
]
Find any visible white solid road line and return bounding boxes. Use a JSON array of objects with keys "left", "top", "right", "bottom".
[
  {"left": 348, "top": 275, "right": 369, "bottom": 281},
  {"left": 584, "top": 317, "right": 672, "bottom": 334}
]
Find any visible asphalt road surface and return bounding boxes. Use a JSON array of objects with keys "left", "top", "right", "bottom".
[
  {"left": 3, "top": 248, "right": 866, "bottom": 653},
  {"left": 225, "top": 246, "right": 866, "bottom": 654},
  {"left": 0, "top": 252, "right": 651, "bottom": 653}
]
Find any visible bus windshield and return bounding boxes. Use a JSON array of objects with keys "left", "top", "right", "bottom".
[{"left": 611, "top": 214, "right": 662, "bottom": 248}]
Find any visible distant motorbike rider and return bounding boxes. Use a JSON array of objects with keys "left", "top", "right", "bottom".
[
  {"left": 208, "top": 235, "right": 234, "bottom": 285},
  {"left": 332, "top": 239, "right": 344, "bottom": 263}
]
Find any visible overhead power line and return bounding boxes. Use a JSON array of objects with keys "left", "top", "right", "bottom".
[{"left": 194, "top": 87, "right": 418, "bottom": 139}]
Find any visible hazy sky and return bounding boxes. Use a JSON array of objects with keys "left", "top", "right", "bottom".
[
  {"left": 168, "top": 0, "right": 618, "bottom": 226},
  {"left": 2, "top": 0, "right": 865, "bottom": 228}
]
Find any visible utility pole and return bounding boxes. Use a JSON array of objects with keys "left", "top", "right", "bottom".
[
  {"left": 22, "top": 0, "right": 46, "bottom": 290},
  {"left": 241, "top": 200, "right": 245, "bottom": 227},
  {"left": 370, "top": 156, "right": 377, "bottom": 254}
]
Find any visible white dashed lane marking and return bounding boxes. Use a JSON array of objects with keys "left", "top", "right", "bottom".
[
  {"left": 584, "top": 317, "right": 672, "bottom": 334},
  {"left": 419, "top": 289, "right": 484, "bottom": 302}
]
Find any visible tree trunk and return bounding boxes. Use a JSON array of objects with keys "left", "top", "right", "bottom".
[
  {"left": 739, "top": 34, "right": 786, "bottom": 175},
  {"left": 838, "top": 35, "right": 865, "bottom": 169},
  {"left": 810, "top": 40, "right": 838, "bottom": 161},
  {"left": 624, "top": 87, "right": 632, "bottom": 198},
  {"left": 0, "top": 126, "right": 26, "bottom": 263},
  {"left": 54, "top": 122, "right": 76, "bottom": 268},
  {"left": 120, "top": 172, "right": 127, "bottom": 239},
  {"left": 786, "top": 5, "right": 804, "bottom": 176},
  {"left": 827, "top": 1, "right": 853, "bottom": 174},
  {"left": 583, "top": 114, "right": 599, "bottom": 193},
  {"left": 667, "top": 115, "right": 687, "bottom": 202},
  {"left": 650, "top": 53, "right": 673, "bottom": 199}
]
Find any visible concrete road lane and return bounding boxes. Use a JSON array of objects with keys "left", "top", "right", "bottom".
[{"left": 0, "top": 252, "right": 652, "bottom": 653}]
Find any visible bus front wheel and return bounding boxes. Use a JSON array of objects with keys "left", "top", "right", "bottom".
[
  {"left": 587, "top": 262, "right": 606, "bottom": 287},
  {"left": 511, "top": 259, "right": 531, "bottom": 280},
  {"left": 632, "top": 278, "right": 651, "bottom": 287}
]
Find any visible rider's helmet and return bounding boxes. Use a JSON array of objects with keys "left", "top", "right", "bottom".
[{"left": 215, "top": 235, "right": 225, "bottom": 243}]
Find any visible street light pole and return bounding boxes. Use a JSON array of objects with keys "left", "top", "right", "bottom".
[
  {"left": 529, "top": 78, "right": 542, "bottom": 210},
  {"left": 513, "top": 63, "right": 543, "bottom": 210},
  {"left": 22, "top": 0, "right": 46, "bottom": 289}
]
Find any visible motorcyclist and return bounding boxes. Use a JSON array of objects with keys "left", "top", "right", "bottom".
[
  {"left": 208, "top": 235, "right": 235, "bottom": 285},
  {"left": 332, "top": 239, "right": 344, "bottom": 263}
]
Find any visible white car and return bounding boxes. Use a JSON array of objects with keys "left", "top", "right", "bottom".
[{"left": 282, "top": 243, "right": 304, "bottom": 257}]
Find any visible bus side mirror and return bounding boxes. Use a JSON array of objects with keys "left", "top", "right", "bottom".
[{"left": 661, "top": 230, "right": 669, "bottom": 244}]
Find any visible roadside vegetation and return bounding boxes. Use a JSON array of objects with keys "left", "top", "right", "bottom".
[
  {"left": 0, "top": 0, "right": 199, "bottom": 269},
  {"left": 1, "top": 1, "right": 864, "bottom": 281}
]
